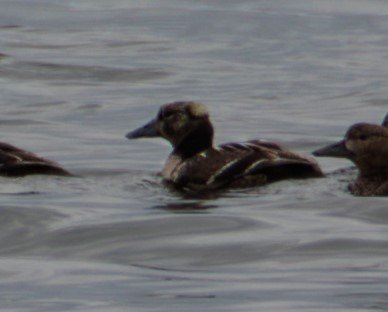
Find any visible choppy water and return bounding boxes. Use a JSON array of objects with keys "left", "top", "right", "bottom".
[{"left": 0, "top": 0, "right": 387, "bottom": 311}]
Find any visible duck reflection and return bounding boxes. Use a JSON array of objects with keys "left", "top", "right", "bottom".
[{"left": 152, "top": 200, "right": 217, "bottom": 212}]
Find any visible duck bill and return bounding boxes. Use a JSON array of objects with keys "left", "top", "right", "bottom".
[
  {"left": 126, "top": 119, "right": 160, "bottom": 139},
  {"left": 313, "top": 140, "right": 353, "bottom": 158},
  {"left": 383, "top": 113, "right": 388, "bottom": 127}
]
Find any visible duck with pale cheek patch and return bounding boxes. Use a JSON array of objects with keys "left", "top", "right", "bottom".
[
  {"left": 126, "top": 101, "right": 323, "bottom": 193},
  {"left": 313, "top": 116, "right": 388, "bottom": 196}
]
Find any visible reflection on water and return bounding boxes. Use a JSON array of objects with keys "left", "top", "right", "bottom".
[
  {"left": 152, "top": 201, "right": 218, "bottom": 213},
  {"left": 0, "top": 0, "right": 387, "bottom": 311}
]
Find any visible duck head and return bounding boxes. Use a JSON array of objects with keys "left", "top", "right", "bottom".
[
  {"left": 313, "top": 123, "right": 388, "bottom": 174},
  {"left": 383, "top": 113, "right": 388, "bottom": 127},
  {"left": 126, "top": 101, "right": 214, "bottom": 157}
]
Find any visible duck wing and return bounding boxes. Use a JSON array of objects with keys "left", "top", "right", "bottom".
[
  {"left": 216, "top": 141, "right": 322, "bottom": 187},
  {"left": 0, "top": 142, "right": 71, "bottom": 177},
  {"left": 0, "top": 142, "right": 52, "bottom": 164},
  {"left": 174, "top": 140, "right": 322, "bottom": 190},
  {"left": 219, "top": 139, "right": 284, "bottom": 153}
]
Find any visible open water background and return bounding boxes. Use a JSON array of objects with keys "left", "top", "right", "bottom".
[{"left": 0, "top": 0, "right": 387, "bottom": 311}]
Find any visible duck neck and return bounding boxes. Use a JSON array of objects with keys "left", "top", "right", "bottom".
[
  {"left": 360, "top": 168, "right": 388, "bottom": 180},
  {"left": 173, "top": 122, "right": 214, "bottom": 159}
]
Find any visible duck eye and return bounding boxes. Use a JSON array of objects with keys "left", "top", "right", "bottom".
[
  {"left": 164, "top": 111, "right": 175, "bottom": 118},
  {"left": 158, "top": 110, "right": 174, "bottom": 120}
]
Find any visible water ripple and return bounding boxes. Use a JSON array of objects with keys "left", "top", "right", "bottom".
[{"left": 0, "top": 61, "right": 172, "bottom": 83}]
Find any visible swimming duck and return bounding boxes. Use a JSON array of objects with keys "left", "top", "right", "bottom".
[
  {"left": 0, "top": 142, "right": 71, "bottom": 177},
  {"left": 126, "top": 101, "right": 323, "bottom": 192},
  {"left": 313, "top": 118, "right": 388, "bottom": 196},
  {"left": 383, "top": 113, "right": 388, "bottom": 127}
]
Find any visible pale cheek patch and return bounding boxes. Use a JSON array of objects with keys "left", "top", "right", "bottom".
[
  {"left": 172, "top": 120, "right": 184, "bottom": 132},
  {"left": 188, "top": 103, "right": 208, "bottom": 118},
  {"left": 345, "top": 140, "right": 355, "bottom": 152}
]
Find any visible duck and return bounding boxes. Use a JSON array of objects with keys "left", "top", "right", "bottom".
[
  {"left": 313, "top": 115, "right": 388, "bottom": 196},
  {"left": 0, "top": 142, "right": 71, "bottom": 177},
  {"left": 126, "top": 101, "right": 323, "bottom": 192},
  {"left": 383, "top": 113, "right": 388, "bottom": 127}
]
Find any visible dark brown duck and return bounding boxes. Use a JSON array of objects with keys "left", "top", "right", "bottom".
[
  {"left": 126, "top": 101, "right": 323, "bottom": 192},
  {"left": 0, "top": 142, "right": 71, "bottom": 177},
  {"left": 313, "top": 114, "right": 388, "bottom": 196}
]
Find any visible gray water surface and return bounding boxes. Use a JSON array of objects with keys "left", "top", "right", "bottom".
[{"left": 0, "top": 1, "right": 387, "bottom": 311}]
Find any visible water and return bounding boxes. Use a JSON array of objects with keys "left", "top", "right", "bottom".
[{"left": 0, "top": 0, "right": 387, "bottom": 311}]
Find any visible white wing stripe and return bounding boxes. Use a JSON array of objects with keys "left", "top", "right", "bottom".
[
  {"left": 206, "top": 158, "right": 242, "bottom": 185},
  {"left": 243, "top": 158, "right": 269, "bottom": 174}
]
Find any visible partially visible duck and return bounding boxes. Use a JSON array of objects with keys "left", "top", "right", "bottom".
[
  {"left": 0, "top": 142, "right": 71, "bottom": 177},
  {"left": 383, "top": 113, "right": 388, "bottom": 127},
  {"left": 313, "top": 116, "right": 388, "bottom": 196},
  {"left": 126, "top": 101, "right": 323, "bottom": 192}
]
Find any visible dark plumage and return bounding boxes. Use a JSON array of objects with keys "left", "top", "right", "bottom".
[
  {"left": 0, "top": 142, "right": 71, "bottom": 177},
  {"left": 383, "top": 113, "right": 388, "bottom": 127},
  {"left": 126, "top": 101, "right": 323, "bottom": 192},
  {"left": 313, "top": 116, "right": 388, "bottom": 196}
]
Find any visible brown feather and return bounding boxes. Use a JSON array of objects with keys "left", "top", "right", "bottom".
[{"left": 0, "top": 142, "right": 71, "bottom": 177}]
